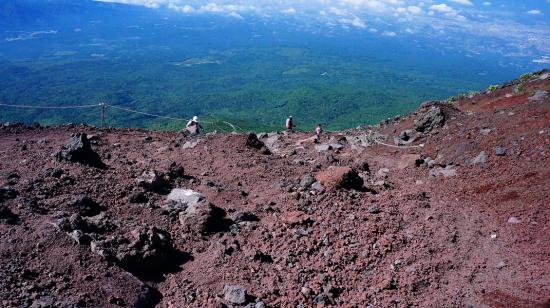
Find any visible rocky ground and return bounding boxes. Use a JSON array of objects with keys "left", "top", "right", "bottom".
[{"left": 1, "top": 71, "right": 549, "bottom": 307}]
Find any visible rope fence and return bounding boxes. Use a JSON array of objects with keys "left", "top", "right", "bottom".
[
  {"left": 1, "top": 102, "right": 424, "bottom": 149},
  {"left": 0, "top": 103, "right": 100, "bottom": 109},
  {"left": 0, "top": 102, "right": 239, "bottom": 133}
]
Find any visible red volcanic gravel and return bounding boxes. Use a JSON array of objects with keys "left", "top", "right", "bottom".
[{"left": 1, "top": 73, "right": 549, "bottom": 307}]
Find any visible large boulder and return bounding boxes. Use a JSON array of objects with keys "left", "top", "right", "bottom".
[
  {"left": 178, "top": 202, "right": 232, "bottom": 234},
  {"left": 245, "top": 133, "right": 270, "bottom": 154},
  {"left": 223, "top": 285, "right": 247, "bottom": 305},
  {"left": 167, "top": 189, "right": 204, "bottom": 207},
  {"left": 55, "top": 133, "right": 105, "bottom": 168},
  {"left": 315, "top": 144, "right": 333, "bottom": 152},
  {"left": 71, "top": 195, "right": 105, "bottom": 216},
  {"left": 299, "top": 174, "right": 316, "bottom": 190},
  {"left": 167, "top": 162, "right": 185, "bottom": 180},
  {"left": 528, "top": 90, "right": 548, "bottom": 102},
  {"left": 0, "top": 204, "right": 18, "bottom": 224},
  {"left": 414, "top": 104, "right": 446, "bottom": 133},
  {"left": 137, "top": 171, "right": 170, "bottom": 193},
  {"left": 429, "top": 166, "right": 458, "bottom": 178},
  {"left": 0, "top": 186, "right": 18, "bottom": 202},
  {"left": 56, "top": 212, "right": 114, "bottom": 233},
  {"left": 315, "top": 166, "right": 363, "bottom": 191},
  {"left": 91, "top": 226, "right": 176, "bottom": 276}
]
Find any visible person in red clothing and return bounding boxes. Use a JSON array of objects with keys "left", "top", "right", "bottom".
[{"left": 285, "top": 116, "right": 294, "bottom": 131}]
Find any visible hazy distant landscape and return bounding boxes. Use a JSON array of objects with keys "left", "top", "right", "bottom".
[{"left": 0, "top": 0, "right": 548, "bottom": 131}]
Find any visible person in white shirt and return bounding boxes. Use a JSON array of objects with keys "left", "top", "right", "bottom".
[
  {"left": 285, "top": 116, "right": 294, "bottom": 131},
  {"left": 186, "top": 116, "right": 203, "bottom": 135}
]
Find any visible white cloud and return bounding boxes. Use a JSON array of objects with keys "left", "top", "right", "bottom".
[
  {"left": 91, "top": 0, "right": 550, "bottom": 57},
  {"left": 329, "top": 6, "right": 348, "bottom": 16},
  {"left": 168, "top": 4, "right": 194, "bottom": 13},
  {"left": 429, "top": 3, "right": 465, "bottom": 21},
  {"left": 339, "top": 16, "right": 367, "bottom": 28},
  {"left": 407, "top": 5, "right": 422, "bottom": 14},
  {"left": 430, "top": 4, "right": 454, "bottom": 13},
  {"left": 282, "top": 7, "right": 296, "bottom": 14},
  {"left": 449, "top": 0, "right": 473, "bottom": 6}
]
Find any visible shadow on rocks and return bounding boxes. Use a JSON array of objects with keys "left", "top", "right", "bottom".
[
  {"left": 179, "top": 203, "right": 234, "bottom": 234},
  {"left": 91, "top": 227, "right": 193, "bottom": 283},
  {"left": 0, "top": 204, "right": 19, "bottom": 224},
  {"left": 55, "top": 133, "right": 107, "bottom": 169},
  {"left": 205, "top": 206, "right": 234, "bottom": 233},
  {"left": 134, "top": 250, "right": 193, "bottom": 283}
]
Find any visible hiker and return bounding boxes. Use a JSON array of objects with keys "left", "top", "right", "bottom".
[
  {"left": 315, "top": 124, "right": 323, "bottom": 136},
  {"left": 186, "top": 116, "right": 203, "bottom": 135},
  {"left": 313, "top": 123, "right": 323, "bottom": 144},
  {"left": 285, "top": 116, "right": 294, "bottom": 131}
]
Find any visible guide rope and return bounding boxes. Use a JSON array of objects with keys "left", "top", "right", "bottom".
[
  {"left": 107, "top": 104, "right": 188, "bottom": 121},
  {"left": 373, "top": 139, "right": 425, "bottom": 149},
  {"left": 0, "top": 102, "right": 100, "bottom": 109},
  {"left": 0, "top": 102, "right": 240, "bottom": 133}
]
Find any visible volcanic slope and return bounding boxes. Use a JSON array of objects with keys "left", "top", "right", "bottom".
[{"left": 0, "top": 71, "right": 549, "bottom": 307}]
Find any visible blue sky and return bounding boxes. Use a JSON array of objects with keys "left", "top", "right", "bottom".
[
  {"left": 93, "top": 0, "right": 550, "bottom": 58},
  {"left": 91, "top": 0, "right": 550, "bottom": 66},
  {"left": 94, "top": 0, "right": 549, "bottom": 26}
]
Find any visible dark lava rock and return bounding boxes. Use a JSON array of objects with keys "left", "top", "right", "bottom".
[
  {"left": 323, "top": 153, "right": 337, "bottom": 164},
  {"left": 69, "top": 230, "right": 92, "bottom": 245},
  {"left": 223, "top": 285, "right": 247, "bottom": 305},
  {"left": 167, "top": 162, "right": 185, "bottom": 180},
  {"left": 91, "top": 227, "right": 178, "bottom": 278},
  {"left": 55, "top": 133, "right": 105, "bottom": 168},
  {"left": 0, "top": 204, "right": 18, "bottom": 224},
  {"left": 245, "top": 133, "right": 271, "bottom": 154},
  {"left": 399, "top": 129, "right": 414, "bottom": 141},
  {"left": 5, "top": 172, "right": 19, "bottom": 185},
  {"left": 299, "top": 174, "right": 316, "bottom": 189},
  {"left": 414, "top": 105, "right": 446, "bottom": 133},
  {"left": 354, "top": 161, "right": 370, "bottom": 173},
  {"left": 56, "top": 213, "right": 114, "bottom": 234},
  {"left": 253, "top": 251, "right": 273, "bottom": 263},
  {"left": 495, "top": 146, "right": 507, "bottom": 156},
  {"left": 0, "top": 186, "right": 19, "bottom": 202},
  {"left": 136, "top": 171, "right": 170, "bottom": 193},
  {"left": 44, "top": 168, "right": 64, "bottom": 178},
  {"left": 16, "top": 196, "right": 44, "bottom": 213},
  {"left": 232, "top": 211, "right": 259, "bottom": 223},
  {"left": 179, "top": 202, "right": 232, "bottom": 234},
  {"left": 367, "top": 204, "right": 381, "bottom": 214},
  {"left": 128, "top": 191, "right": 148, "bottom": 204},
  {"left": 245, "top": 133, "right": 264, "bottom": 149},
  {"left": 315, "top": 166, "right": 363, "bottom": 191},
  {"left": 71, "top": 196, "right": 105, "bottom": 216},
  {"left": 85, "top": 213, "right": 116, "bottom": 234},
  {"left": 472, "top": 151, "right": 487, "bottom": 164},
  {"left": 56, "top": 213, "right": 86, "bottom": 232}
]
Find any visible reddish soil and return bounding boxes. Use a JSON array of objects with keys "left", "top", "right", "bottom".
[{"left": 1, "top": 72, "right": 549, "bottom": 307}]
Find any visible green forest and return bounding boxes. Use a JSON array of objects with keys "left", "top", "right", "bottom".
[{"left": 0, "top": 46, "right": 499, "bottom": 132}]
